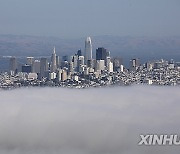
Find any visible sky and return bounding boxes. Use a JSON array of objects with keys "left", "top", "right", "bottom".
[
  {"left": 0, "top": 86, "right": 180, "bottom": 154},
  {"left": 0, "top": 0, "right": 180, "bottom": 38}
]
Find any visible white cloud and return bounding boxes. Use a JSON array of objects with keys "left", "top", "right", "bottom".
[{"left": 0, "top": 86, "right": 179, "bottom": 154}]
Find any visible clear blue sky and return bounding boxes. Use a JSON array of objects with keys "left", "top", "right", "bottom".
[{"left": 0, "top": 0, "right": 180, "bottom": 38}]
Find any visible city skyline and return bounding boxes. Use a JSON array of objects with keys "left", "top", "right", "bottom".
[
  {"left": 0, "top": 1, "right": 179, "bottom": 154},
  {"left": 0, "top": 37, "right": 178, "bottom": 89}
]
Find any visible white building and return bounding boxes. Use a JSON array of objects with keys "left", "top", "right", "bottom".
[
  {"left": 49, "top": 72, "right": 56, "bottom": 80},
  {"left": 120, "top": 65, "right": 124, "bottom": 72},
  {"left": 108, "top": 62, "right": 113, "bottom": 72},
  {"left": 26, "top": 73, "right": 38, "bottom": 80},
  {"left": 96, "top": 60, "right": 105, "bottom": 71},
  {"left": 61, "top": 69, "right": 68, "bottom": 81}
]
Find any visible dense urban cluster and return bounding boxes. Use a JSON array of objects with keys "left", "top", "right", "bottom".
[{"left": 0, "top": 37, "right": 180, "bottom": 89}]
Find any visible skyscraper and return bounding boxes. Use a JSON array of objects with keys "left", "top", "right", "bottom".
[
  {"left": 33, "top": 60, "right": 40, "bottom": 73},
  {"left": 77, "top": 49, "right": 82, "bottom": 57},
  {"left": 40, "top": 57, "right": 48, "bottom": 78},
  {"left": 96, "top": 60, "right": 105, "bottom": 71},
  {"left": 84, "top": 37, "right": 92, "bottom": 65},
  {"left": 113, "top": 57, "right": 123, "bottom": 71},
  {"left": 51, "top": 47, "right": 57, "bottom": 72},
  {"left": 9, "top": 57, "right": 18, "bottom": 73},
  {"left": 130, "top": 58, "right": 140, "bottom": 68},
  {"left": 26, "top": 57, "right": 34, "bottom": 65},
  {"left": 130, "top": 58, "right": 140, "bottom": 71},
  {"left": 56, "top": 55, "right": 60, "bottom": 68},
  {"left": 22, "top": 64, "right": 32, "bottom": 73},
  {"left": 96, "top": 47, "right": 108, "bottom": 60}
]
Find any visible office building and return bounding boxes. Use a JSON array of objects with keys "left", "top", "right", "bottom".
[
  {"left": 96, "top": 60, "right": 105, "bottom": 71},
  {"left": 56, "top": 55, "right": 60, "bottom": 68},
  {"left": 84, "top": 37, "right": 92, "bottom": 64},
  {"left": 40, "top": 57, "right": 48, "bottom": 78},
  {"left": 96, "top": 47, "right": 108, "bottom": 60},
  {"left": 22, "top": 64, "right": 32, "bottom": 73},
  {"left": 33, "top": 60, "right": 40, "bottom": 73},
  {"left": 9, "top": 57, "right": 18, "bottom": 73},
  {"left": 27, "top": 57, "right": 34, "bottom": 65},
  {"left": 50, "top": 47, "right": 57, "bottom": 72},
  {"left": 77, "top": 49, "right": 82, "bottom": 57}
]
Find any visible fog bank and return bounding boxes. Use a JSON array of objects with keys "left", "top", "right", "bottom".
[{"left": 0, "top": 86, "right": 180, "bottom": 154}]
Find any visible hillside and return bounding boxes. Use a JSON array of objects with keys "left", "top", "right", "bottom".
[{"left": 0, "top": 34, "right": 180, "bottom": 63}]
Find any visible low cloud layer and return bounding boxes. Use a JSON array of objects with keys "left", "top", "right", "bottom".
[{"left": 0, "top": 86, "right": 180, "bottom": 154}]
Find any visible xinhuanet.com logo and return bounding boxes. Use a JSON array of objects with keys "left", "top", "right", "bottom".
[{"left": 139, "top": 135, "right": 180, "bottom": 145}]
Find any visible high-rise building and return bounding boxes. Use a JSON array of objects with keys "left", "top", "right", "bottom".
[
  {"left": 72, "top": 55, "right": 78, "bottom": 71},
  {"left": 77, "top": 49, "right": 82, "bottom": 57},
  {"left": 26, "top": 57, "right": 34, "bottom": 65},
  {"left": 9, "top": 57, "right": 18, "bottom": 73},
  {"left": 107, "top": 62, "right": 113, "bottom": 72},
  {"left": 56, "top": 69, "right": 62, "bottom": 81},
  {"left": 61, "top": 69, "right": 68, "bottom": 81},
  {"left": 84, "top": 37, "right": 92, "bottom": 64},
  {"left": 69, "top": 62, "right": 74, "bottom": 73},
  {"left": 56, "top": 55, "right": 60, "bottom": 68},
  {"left": 40, "top": 57, "right": 48, "bottom": 78},
  {"left": 130, "top": 58, "right": 140, "bottom": 67},
  {"left": 50, "top": 47, "right": 57, "bottom": 72},
  {"left": 33, "top": 60, "right": 40, "bottom": 73},
  {"left": 87, "top": 59, "right": 93, "bottom": 68},
  {"left": 120, "top": 65, "right": 124, "bottom": 72},
  {"left": 113, "top": 57, "right": 123, "bottom": 72},
  {"left": 77, "top": 56, "right": 84, "bottom": 72},
  {"left": 130, "top": 58, "right": 140, "bottom": 70},
  {"left": 96, "top": 47, "right": 108, "bottom": 60},
  {"left": 22, "top": 64, "right": 32, "bottom": 73},
  {"left": 96, "top": 60, "right": 105, "bottom": 71},
  {"left": 78, "top": 56, "right": 84, "bottom": 65},
  {"left": 106, "top": 57, "right": 111, "bottom": 68}
]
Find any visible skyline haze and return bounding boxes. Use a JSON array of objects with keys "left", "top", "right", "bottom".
[{"left": 0, "top": 0, "right": 180, "bottom": 38}]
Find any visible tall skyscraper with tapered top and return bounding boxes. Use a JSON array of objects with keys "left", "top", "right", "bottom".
[
  {"left": 84, "top": 37, "right": 92, "bottom": 65},
  {"left": 51, "top": 47, "right": 57, "bottom": 72}
]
